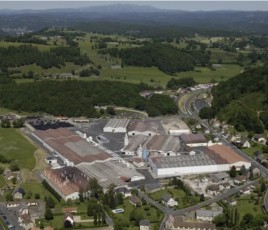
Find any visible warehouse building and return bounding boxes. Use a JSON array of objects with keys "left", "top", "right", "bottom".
[
  {"left": 103, "top": 118, "right": 130, "bottom": 133},
  {"left": 128, "top": 120, "right": 160, "bottom": 136},
  {"left": 180, "top": 134, "right": 208, "bottom": 147},
  {"left": 123, "top": 134, "right": 180, "bottom": 156},
  {"left": 161, "top": 118, "right": 191, "bottom": 136},
  {"left": 149, "top": 144, "right": 250, "bottom": 177}
]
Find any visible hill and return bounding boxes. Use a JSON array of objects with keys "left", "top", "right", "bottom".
[{"left": 200, "top": 64, "right": 268, "bottom": 133}]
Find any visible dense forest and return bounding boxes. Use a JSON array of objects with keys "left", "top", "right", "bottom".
[
  {"left": 166, "top": 77, "right": 196, "bottom": 89},
  {"left": 200, "top": 64, "right": 268, "bottom": 133},
  {"left": 0, "top": 45, "right": 90, "bottom": 70},
  {"left": 0, "top": 78, "right": 177, "bottom": 117},
  {"left": 99, "top": 43, "right": 210, "bottom": 74}
]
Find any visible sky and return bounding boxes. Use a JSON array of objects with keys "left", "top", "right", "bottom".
[{"left": 0, "top": 1, "right": 268, "bottom": 11}]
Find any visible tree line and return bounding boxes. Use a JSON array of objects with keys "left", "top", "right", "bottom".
[
  {"left": 99, "top": 43, "right": 211, "bottom": 75},
  {"left": 0, "top": 79, "right": 177, "bottom": 117},
  {"left": 199, "top": 64, "right": 268, "bottom": 133},
  {"left": 0, "top": 44, "right": 90, "bottom": 71}
]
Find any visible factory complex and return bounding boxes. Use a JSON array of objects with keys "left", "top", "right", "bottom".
[{"left": 28, "top": 117, "right": 251, "bottom": 201}]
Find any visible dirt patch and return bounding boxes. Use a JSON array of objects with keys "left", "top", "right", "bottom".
[
  {"left": 34, "top": 148, "right": 48, "bottom": 171},
  {"left": 21, "top": 168, "right": 37, "bottom": 183}
]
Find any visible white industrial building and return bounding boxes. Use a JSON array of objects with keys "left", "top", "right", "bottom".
[
  {"left": 149, "top": 144, "right": 251, "bottom": 178},
  {"left": 161, "top": 118, "right": 191, "bottom": 136},
  {"left": 103, "top": 118, "right": 130, "bottom": 133}
]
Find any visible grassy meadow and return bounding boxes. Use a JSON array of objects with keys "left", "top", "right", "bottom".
[{"left": 0, "top": 128, "right": 36, "bottom": 170}]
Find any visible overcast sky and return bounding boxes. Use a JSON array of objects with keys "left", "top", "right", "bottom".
[{"left": 0, "top": 1, "right": 268, "bottom": 11}]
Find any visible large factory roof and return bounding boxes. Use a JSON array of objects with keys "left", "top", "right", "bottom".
[
  {"left": 207, "top": 145, "right": 249, "bottom": 164},
  {"left": 123, "top": 134, "right": 180, "bottom": 153},
  {"left": 77, "top": 159, "right": 145, "bottom": 188},
  {"left": 180, "top": 134, "right": 207, "bottom": 144},
  {"left": 43, "top": 167, "right": 88, "bottom": 197},
  {"left": 128, "top": 120, "right": 160, "bottom": 133},
  {"left": 34, "top": 128, "right": 111, "bottom": 165},
  {"left": 104, "top": 118, "right": 130, "bottom": 129},
  {"left": 150, "top": 153, "right": 216, "bottom": 168}
]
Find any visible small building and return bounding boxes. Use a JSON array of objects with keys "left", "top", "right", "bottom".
[
  {"left": 6, "top": 201, "right": 20, "bottom": 208},
  {"left": 103, "top": 118, "right": 130, "bottom": 133},
  {"left": 253, "top": 135, "right": 267, "bottom": 144},
  {"left": 132, "top": 158, "right": 145, "bottom": 168},
  {"left": 226, "top": 198, "right": 237, "bottom": 206},
  {"left": 115, "top": 187, "right": 131, "bottom": 198},
  {"left": 234, "top": 175, "right": 247, "bottom": 185},
  {"left": 162, "top": 194, "right": 178, "bottom": 207},
  {"left": 180, "top": 134, "right": 207, "bottom": 147},
  {"left": 210, "top": 172, "right": 230, "bottom": 183},
  {"left": 129, "top": 195, "right": 141, "bottom": 206},
  {"left": 64, "top": 212, "right": 75, "bottom": 227},
  {"left": 240, "top": 187, "right": 251, "bottom": 195},
  {"left": 219, "top": 182, "right": 231, "bottom": 190},
  {"left": 13, "top": 191, "right": 23, "bottom": 200},
  {"left": 240, "top": 139, "right": 251, "bottom": 148},
  {"left": 206, "top": 184, "right": 220, "bottom": 196},
  {"left": 196, "top": 209, "right": 223, "bottom": 222},
  {"left": 139, "top": 220, "right": 150, "bottom": 230}
]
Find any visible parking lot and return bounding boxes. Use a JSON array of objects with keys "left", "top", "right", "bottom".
[
  {"left": 0, "top": 204, "right": 23, "bottom": 230},
  {"left": 75, "top": 120, "right": 125, "bottom": 152}
]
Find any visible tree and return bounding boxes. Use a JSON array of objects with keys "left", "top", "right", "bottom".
[
  {"left": 93, "top": 212, "right": 97, "bottom": 225},
  {"left": 239, "top": 165, "right": 247, "bottom": 176},
  {"left": 5, "top": 193, "right": 13, "bottom": 201},
  {"left": 0, "top": 167, "right": 4, "bottom": 175},
  {"left": 11, "top": 177, "right": 17, "bottom": 185},
  {"left": 106, "top": 107, "right": 116, "bottom": 116},
  {"left": 230, "top": 166, "right": 237, "bottom": 178},
  {"left": 45, "top": 208, "right": 54, "bottom": 220},
  {"left": 45, "top": 196, "right": 56, "bottom": 208},
  {"left": 241, "top": 213, "right": 253, "bottom": 225},
  {"left": 1, "top": 119, "right": 11, "bottom": 128},
  {"left": 9, "top": 161, "right": 20, "bottom": 171},
  {"left": 261, "top": 182, "right": 266, "bottom": 193},
  {"left": 213, "top": 214, "right": 227, "bottom": 226},
  {"left": 64, "top": 219, "right": 73, "bottom": 228},
  {"left": 35, "top": 193, "right": 40, "bottom": 199},
  {"left": 200, "top": 194, "right": 205, "bottom": 202}
]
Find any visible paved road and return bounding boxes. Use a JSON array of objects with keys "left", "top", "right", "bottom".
[{"left": 193, "top": 99, "right": 210, "bottom": 112}]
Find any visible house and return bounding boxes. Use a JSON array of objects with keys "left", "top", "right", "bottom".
[
  {"left": 196, "top": 209, "right": 223, "bottom": 222},
  {"left": 162, "top": 194, "right": 178, "bottom": 207},
  {"left": 139, "top": 220, "right": 150, "bottom": 230},
  {"left": 6, "top": 201, "right": 20, "bottom": 208},
  {"left": 210, "top": 172, "right": 230, "bottom": 183},
  {"left": 206, "top": 184, "right": 220, "bottom": 196},
  {"left": 234, "top": 175, "right": 247, "bottom": 185},
  {"left": 129, "top": 195, "right": 141, "bottom": 206},
  {"left": 240, "top": 187, "right": 251, "bottom": 195},
  {"left": 165, "top": 214, "right": 216, "bottom": 230},
  {"left": 13, "top": 191, "right": 23, "bottom": 200},
  {"left": 253, "top": 135, "right": 267, "bottom": 144},
  {"left": 219, "top": 182, "right": 231, "bottom": 190},
  {"left": 132, "top": 158, "right": 145, "bottom": 168},
  {"left": 115, "top": 187, "right": 131, "bottom": 198},
  {"left": 64, "top": 212, "right": 75, "bottom": 228},
  {"left": 240, "top": 139, "right": 251, "bottom": 148},
  {"left": 226, "top": 198, "right": 237, "bottom": 206}
]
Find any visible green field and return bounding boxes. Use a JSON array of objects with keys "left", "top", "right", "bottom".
[
  {"left": 233, "top": 194, "right": 264, "bottom": 222},
  {"left": 0, "top": 128, "right": 36, "bottom": 170},
  {"left": 149, "top": 188, "right": 200, "bottom": 209},
  {"left": 110, "top": 199, "right": 163, "bottom": 230}
]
